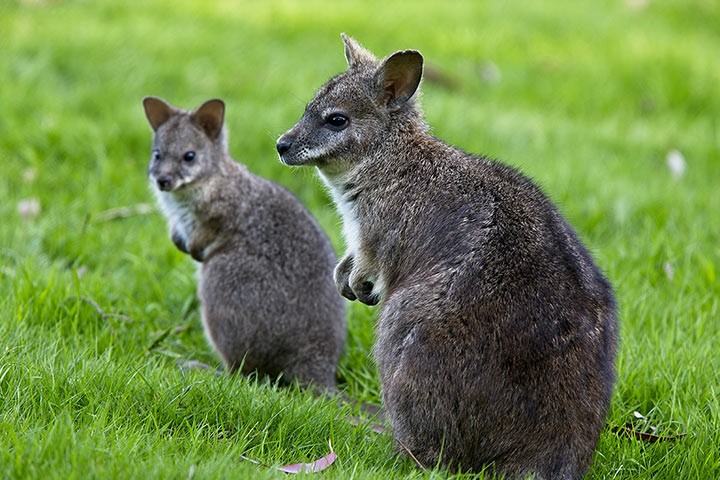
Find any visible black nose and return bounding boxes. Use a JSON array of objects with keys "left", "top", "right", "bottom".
[
  {"left": 156, "top": 176, "right": 172, "bottom": 191},
  {"left": 276, "top": 141, "right": 292, "bottom": 155}
]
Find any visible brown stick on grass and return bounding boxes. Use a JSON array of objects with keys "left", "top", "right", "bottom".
[
  {"left": 94, "top": 203, "right": 156, "bottom": 222},
  {"left": 66, "top": 296, "right": 134, "bottom": 335}
]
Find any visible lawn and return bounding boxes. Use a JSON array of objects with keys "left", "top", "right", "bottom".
[{"left": 1, "top": 0, "right": 719, "bottom": 478}]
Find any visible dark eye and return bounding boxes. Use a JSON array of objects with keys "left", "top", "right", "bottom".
[
  {"left": 183, "top": 151, "right": 196, "bottom": 162},
  {"left": 325, "top": 113, "right": 349, "bottom": 131},
  {"left": 152, "top": 149, "right": 161, "bottom": 161}
]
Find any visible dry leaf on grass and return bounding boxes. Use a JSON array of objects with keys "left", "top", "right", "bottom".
[
  {"left": 241, "top": 440, "right": 337, "bottom": 474},
  {"left": 612, "top": 411, "right": 686, "bottom": 443}
]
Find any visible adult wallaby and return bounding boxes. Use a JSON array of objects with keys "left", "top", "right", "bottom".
[
  {"left": 143, "top": 96, "right": 346, "bottom": 392},
  {"left": 276, "top": 35, "right": 618, "bottom": 479}
]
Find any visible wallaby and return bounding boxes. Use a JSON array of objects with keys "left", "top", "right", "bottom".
[
  {"left": 142, "top": 96, "right": 346, "bottom": 392},
  {"left": 276, "top": 35, "right": 618, "bottom": 479}
]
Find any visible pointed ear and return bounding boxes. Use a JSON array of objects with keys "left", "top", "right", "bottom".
[
  {"left": 191, "top": 99, "right": 225, "bottom": 139},
  {"left": 143, "top": 96, "right": 177, "bottom": 131},
  {"left": 374, "top": 50, "right": 424, "bottom": 110},
  {"left": 341, "top": 33, "right": 377, "bottom": 70}
]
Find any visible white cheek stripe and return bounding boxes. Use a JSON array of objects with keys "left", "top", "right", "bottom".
[{"left": 303, "top": 146, "right": 331, "bottom": 160}]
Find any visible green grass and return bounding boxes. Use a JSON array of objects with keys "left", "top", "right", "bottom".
[{"left": 1, "top": 0, "right": 719, "bottom": 478}]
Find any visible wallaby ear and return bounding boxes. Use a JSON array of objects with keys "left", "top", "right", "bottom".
[
  {"left": 192, "top": 99, "right": 225, "bottom": 139},
  {"left": 341, "top": 33, "right": 377, "bottom": 70},
  {"left": 143, "top": 96, "right": 176, "bottom": 132},
  {"left": 374, "top": 50, "right": 424, "bottom": 110}
]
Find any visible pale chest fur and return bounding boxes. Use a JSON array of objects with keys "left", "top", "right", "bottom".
[
  {"left": 317, "top": 168, "right": 387, "bottom": 297},
  {"left": 154, "top": 188, "right": 197, "bottom": 246},
  {"left": 317, "top": 169, "right": 362, "bottom": 254}
]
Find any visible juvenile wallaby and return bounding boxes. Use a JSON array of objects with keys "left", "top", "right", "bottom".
[
  {"left": 142, "top": 96, "right": 346, "bottom": 391},
  {"left": 277, "top": 35, "right": 618, "bottom": 479}
]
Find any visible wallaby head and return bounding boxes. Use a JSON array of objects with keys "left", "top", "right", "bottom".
[
  {"left": 277, "top": 34, "right": 425, "bottom": 172},
  {"left": 143, "top": 96, "right": 226, "bottom": 192}
]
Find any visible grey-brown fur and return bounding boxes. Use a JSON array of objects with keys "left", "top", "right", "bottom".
[
  {"left": 277, "top": 35, "right": 618, "bottom": 478},
  {"left": 143, "top": 96, "right": 346, "bottom": 391}
]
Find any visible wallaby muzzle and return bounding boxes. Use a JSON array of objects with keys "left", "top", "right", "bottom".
[
  {"left": 276, "top": 132, "right": 301, "bottom": 165},
  {"left": 154, "top": 175, "right": 174, "bottom": 191}
]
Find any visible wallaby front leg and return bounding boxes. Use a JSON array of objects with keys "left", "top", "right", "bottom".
[
  {"left": 346, "top": 252, "right": 380, "bottom": 305},
  {"left": 334, "top": 254, "right": 357, "bottom": 301},
  {"left": 185, "top": 224, "right": 217, "bottom": 263},
  {"left": 170, "top": 225, "right": 189, "bottom": 254},
  {"left": 348, "top": 263, "right": 379, "bottom": 306},
  {"left": 186, "top": 231, "right": 209, "bottom": 262}
]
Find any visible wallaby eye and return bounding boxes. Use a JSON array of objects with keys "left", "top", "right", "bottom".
[
  {"left": 325, "top": 113, "right": 349, "bottom": 131},
  {"left": 183, "top": 151, "right": 196, "bottom": 162},
  {"left": 152, "top": 149, "right": 161, "bottom": 161}
]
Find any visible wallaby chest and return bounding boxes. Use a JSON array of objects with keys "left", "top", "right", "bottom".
[
  {"left": 317, "top": 169, "right": 363, "bottom": 254},
  {"left": 155, "top": 189, "right": 199, "bottom": 245}
]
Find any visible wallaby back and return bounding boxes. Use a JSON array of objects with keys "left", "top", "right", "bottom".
[
  {"left": 143, "top": 96, "right": 346, "bottom": 391},
  {"left": 277, "top": 36, "right": 618, "bottom": 479}
]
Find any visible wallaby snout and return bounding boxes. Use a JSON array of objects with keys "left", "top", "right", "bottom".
[
  {"left": 148, "top": 160, "right": 180, "bottom": 191},
  {"left": 276, "top": 131, "right": 299, "bottom": 165},
  {"left": 276, "top": 139, "right": 293, "bottom": 156},
  {"left": 155, "top": 175, "right": 173, "bottom": 191}
]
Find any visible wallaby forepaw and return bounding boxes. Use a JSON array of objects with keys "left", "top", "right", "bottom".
[
  {"left": 339, "top": 282, "right": 358, "bottom": 301},
  {"left": 334, "top": 255, "right": 357, "bottom": 300},
  {"left": 171, "top": 229, "right": 189, "bottom": 254},
  {"left": 189, "top": 246, "right": 205, "bottom": 262},
  {"left": 355, "top": 281, "right": 379, "bottom": 305}
]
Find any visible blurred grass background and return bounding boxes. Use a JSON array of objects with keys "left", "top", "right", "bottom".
[{"left": 1, "top": 0, "right": 719, "bottom": 478}]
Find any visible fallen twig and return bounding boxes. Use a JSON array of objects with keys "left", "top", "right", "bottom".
[
  {"left": 66, "top": 296, "right": 133, "bottom": 335},
  {"left": 75, "top": 296, "right": 133, "bottom": 323},
  {"left": 610, "top": 411, "right": 686, "bottom": 443},
  {"left": 611, "top": 424, "right": 686, "bottom": 443},
  {"left": 94, "top": 203, "right": 156, "bottom": 223},
  {"left": 396, "top": 438, "right": 426, "bottom": 471}
]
